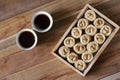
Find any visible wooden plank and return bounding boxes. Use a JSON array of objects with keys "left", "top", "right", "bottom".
[
  {"left": 0, "top": 35, "right": 21, "bottom": 58},
  {"left": 0, "top": 0, "right": 55, "bottom": 21},
  {"left": 0, "top": 0, "right": 120, "bottom": 79}
]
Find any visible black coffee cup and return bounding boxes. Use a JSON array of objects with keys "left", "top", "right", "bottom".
[
  {"left": 31, "top": 11, "right": 53, "bottom": 33},
  {"left": 16, "top": 29, "right": 38, "bottom": 50}
]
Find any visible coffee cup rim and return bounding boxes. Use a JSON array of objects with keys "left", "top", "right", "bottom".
[
  {"left": 16, "top": 28, "right": 38, "bottom": 50},
  {"left": 31, "top": 11, "right": 53, "bottom": 33}
]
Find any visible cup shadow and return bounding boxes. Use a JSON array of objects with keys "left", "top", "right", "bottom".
[{"left": 35, "top": 9, "right": 77, "bottom": 45}]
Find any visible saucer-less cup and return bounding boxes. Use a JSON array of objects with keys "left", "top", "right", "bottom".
[
  {"left": 16, "top": 28, "right": 38, "bottom": 50},
  {"left": 31, "top": 11, "right": 53, "bottom": 33}
]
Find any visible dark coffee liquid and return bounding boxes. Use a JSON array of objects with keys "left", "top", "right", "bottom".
[
  {"left": 19, "top": 31, "right": 35, "bottom": 48},
  {"left": 34, "top": 14, "right": 50, "bottom": 30}
]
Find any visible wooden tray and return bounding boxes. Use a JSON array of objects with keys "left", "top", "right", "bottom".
[{"left": 52, "top": 4, "right": 120, "bottom": 76}]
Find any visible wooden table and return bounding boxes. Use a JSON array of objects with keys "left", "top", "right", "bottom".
[{"left": 0, "top": 0, "right": 120, "bottom": 80}]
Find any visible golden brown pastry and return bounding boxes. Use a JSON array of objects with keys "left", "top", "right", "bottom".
[
  {"left": 85, "top": 24, "right": 97, "bottom": 36},
  {"left": 84, "top": 10, "right": 96, "bottom": 21},
  {"left": 77, "top": 18, "right": 88, "bottom": 29},
  {"left": 58, "top": 46, "right": 70, "bottom": 58},
  {"left": 100, "top": 25, "right": 112, "bottom": 36},
  {"left": 81, "top": 52, "right": 93, "bottom": 63},
  {"left": 67, "top": 52, "right": 78, "bottom": 64},
  {"left": 87, "top": 41, "right": 99, "bottom": 53},
  {"left": 74, "top": 60, "right": 86, "bottom": 71},
  {"left": 80, "top": 34, "right": 91, "bottom": 45},
  {"left": 64, "top": 37, "right": 75, "bottom": 47},
  {"left": 73, "top": 43, "right": 86, "bottom": 54},
  {"left": 71, "top": 27, "right": 82, "bottom": 38},
  {"left": 94, "top": 33, "right": 106, "bottom": 44},
  {"left": 94, "top": 18, "right": 104, "bottom": 28}
]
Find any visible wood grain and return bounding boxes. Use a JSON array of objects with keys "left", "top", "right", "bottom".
[
  {"left": 0, "top": 0, "right": 120, "bottom": 80},
  {"left": 0, "top": 35, "right": 21, "bottom": 58},
  {"left": 3, "top": 53, "right": 120, "bottom": 80},
  {"left": 0, "top": 0, "right": 55, "bottom": 21}
]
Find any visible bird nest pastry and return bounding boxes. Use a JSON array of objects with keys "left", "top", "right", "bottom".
[{"left": 52, "top": 4, "right": 119, "bottom": 76}]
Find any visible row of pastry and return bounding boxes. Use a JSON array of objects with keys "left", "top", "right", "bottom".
[
  {"left": 63, "top": 37, "right": 99, "bottom": 53},
  {"left": 73, "top": 19, "right": 112, "bottom": 37},
  {"left": 64, "top": 33, "right": 104, "bottom": 49},
  {"left": 76, "top": 19, "right": 112, "bottom": 37}
]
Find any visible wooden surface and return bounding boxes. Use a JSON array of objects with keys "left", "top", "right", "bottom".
[{"left": 0, "top": 0, "right": 120, "bottom": 80}]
